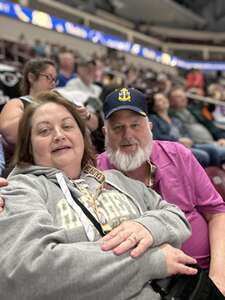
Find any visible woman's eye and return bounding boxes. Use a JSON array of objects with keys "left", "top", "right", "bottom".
[
  {"left": 38, "top": 128, "right": 50, "bottom": 136},
  {"left": 63, "top": 124, "right": 74, "bottom": 130}
]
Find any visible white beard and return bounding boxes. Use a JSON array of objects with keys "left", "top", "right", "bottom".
[{"left": 105, "top": 138, "right": 152, "bottom": 172}]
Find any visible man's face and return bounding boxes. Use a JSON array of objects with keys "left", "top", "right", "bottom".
[
  {"left": 104, "top": 110, "right": 153, "bottom": 171},
  {"left": 78, "top": 63, "right": 95, "bottom": 85},
  {"left": 170, "top": 88, "right": 188, "bottom": 109}
]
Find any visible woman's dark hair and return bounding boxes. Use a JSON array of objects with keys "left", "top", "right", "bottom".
[
  {"left": 147, "top": 92, "right": 159, "bottom": 114},
  {"left": 20, "top": 58, "right": 56, "bottom": 95},
  {"left": 13, "top": 91, "right": 96, "bottom": 168}
]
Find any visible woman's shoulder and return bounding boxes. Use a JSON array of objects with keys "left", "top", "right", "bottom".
[
  {"left": 8, "top": 170, "right": 43, "bottom": 186},
  {"left": 1, "top": 97, "right": 24, "bottom": 112},
  {"left": 6, "top": 97, "right": 23, "bottom": 104}
]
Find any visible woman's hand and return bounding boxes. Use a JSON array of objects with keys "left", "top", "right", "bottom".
[
  {"left": 75, "top": 106, "right": 98, "bottom": 131},
  {"left": 75, "top": 106, "right": 90, "bottom": 120},
  {"left": 100, "top": 220, "right": 153, "bottom": 257},
  {"left": 0, "top": 177, "right": 8, "bottom": 212}
]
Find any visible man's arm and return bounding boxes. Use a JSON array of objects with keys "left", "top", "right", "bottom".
[
  {"left": 175, "top": 144, "right": 225, "bottom": 295},
  {"left": 205, "top": 212, "right": 225, "bottom": 296}
]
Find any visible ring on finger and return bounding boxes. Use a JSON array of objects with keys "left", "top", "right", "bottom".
[{"left": 128, "top": 233, "right": 138, "bottom": 243}]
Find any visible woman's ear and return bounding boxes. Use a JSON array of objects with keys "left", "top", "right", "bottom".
[{"left": 27, "top": 72, "right": 35, "bottom": 85}]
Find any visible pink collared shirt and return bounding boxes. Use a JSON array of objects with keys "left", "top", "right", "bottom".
[{"left": 97, "top": 140, "right": 225, "bottom": 269}]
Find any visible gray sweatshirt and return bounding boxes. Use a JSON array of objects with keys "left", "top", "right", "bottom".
[{"left": 0, "top": 165, "right": 191, "bottom": 300}]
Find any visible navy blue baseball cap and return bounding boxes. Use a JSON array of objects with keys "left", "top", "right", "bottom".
[{"left": 103, "top": 87, "right": 148, "bottom": 119}]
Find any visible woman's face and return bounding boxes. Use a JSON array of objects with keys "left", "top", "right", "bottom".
[
  {"left": 31, "top": 102, "right": 84, "bottom": 178},
  {"left": 153, "top": 93, "right": 169, "bottom": 112},
  {"left": 31, "top": 65, "right": 57, "bottom": 94}
]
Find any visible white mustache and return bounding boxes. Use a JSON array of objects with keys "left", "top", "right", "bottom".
[{"left": 120, "top": 139, "right": 138, "bottom": 147}]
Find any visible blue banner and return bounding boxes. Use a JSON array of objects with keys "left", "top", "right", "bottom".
[{"left": 1, "top": 0, "right": 225, "bottom": 71}]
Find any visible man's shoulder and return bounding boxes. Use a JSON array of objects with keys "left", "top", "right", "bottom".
[
  {"left": 66, "top": 77, "right": 80, "bottom": 88},
  {"left": 152, "top": 140, "right": 192, "bottom": 166},
  {"left": 153, "top": 140, "right": 189, "bottom": 154}
]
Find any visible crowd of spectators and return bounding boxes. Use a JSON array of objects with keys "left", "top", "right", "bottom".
[
  {"left": 0, "top": 33, "right": 225, "bottom": 299},
  {"left": 1, "top": 35, "right": 225, "bottom": 179}
]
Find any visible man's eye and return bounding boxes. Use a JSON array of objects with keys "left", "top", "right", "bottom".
[
  {"left": 113, "top": 126, "right": 122, "bottom": 131},
  {"left": 131, "top": 123, "right": 139, "bottom": 128}
]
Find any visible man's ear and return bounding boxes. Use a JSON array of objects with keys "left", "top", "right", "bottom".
[
  {"left": 102, "top": 126, "right": 106, "bottom": 136},
  {"left": 149, "top": 121, "right": 153, "bottom": 130}
]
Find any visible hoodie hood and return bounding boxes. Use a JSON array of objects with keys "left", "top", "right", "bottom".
[{"left": 9, "top": 164, "right": 64, "bottom": 183}]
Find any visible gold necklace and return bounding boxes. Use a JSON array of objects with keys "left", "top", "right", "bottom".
[{"left": 72, "top": 165, "right": 112, "bottom": 234}]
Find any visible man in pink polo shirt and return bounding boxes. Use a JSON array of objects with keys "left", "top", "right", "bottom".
[{"left": 97, "top": 87, "right": 225, "bottom": 296}]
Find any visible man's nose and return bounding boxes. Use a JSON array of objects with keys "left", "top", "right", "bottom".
[{"left": 123, "top": 126, "right": 133, "bottom": 139}]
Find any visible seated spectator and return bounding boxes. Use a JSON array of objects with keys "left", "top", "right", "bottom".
[
  {"left": 0, "top": 91, "right": 195, "bottom": 299},
  {"left": 55, "top": 88, "right": 101, "bottom": 132},
  {"left": 186, "top": 83, "right": 225, "bottom": 141},
  {"left": 156, "top": 73, "right": 172, "bottom": 95},
  {"left": 56, "top": 51, "right": 76, "bottom": 87},
  {"left": 185, "top": 69, "right": 205, "bottom": 96},
  {"left": 33, "top": 39, "right": 46, "bottom": 57},
  {"left": 0, "top": 64, "right": 21, "bottom": 110},
  {"left": 0, "top": 58, "right": 57, "bottom": 168},
  {"left": 62, "top": 56, "right": 105, "bottom": 145},
  {"left": 124, "top": 65, "right": 139, "bottom": 87},
  {"left": 207, "top": 83, "right": 225, "bottom": 131},
  {"left": 60, "top": 56, "right": 103, "bottom": 131},
  {"left": 189, "top": 100, "right": 225, "bottom": 141},
  {"left": 65, "top": 56, "right": 102, "bottom": 98},
  {"left": 150, "top": 92, "right": 224, "bottom": 167},
  {"left": 169, "top": 86, "right": 225, "bottom": 166},
  {"left": 97, "top": 87, "right": 225, "bottom": 296}
]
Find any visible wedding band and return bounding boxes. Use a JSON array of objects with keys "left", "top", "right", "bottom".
[{"left": 128, "top": 233, "right": 137, "bottom": 243}]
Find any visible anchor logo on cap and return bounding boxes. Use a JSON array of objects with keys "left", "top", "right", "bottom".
[{"left": 118, "top": 88, "right": 131, "bottom": 102}]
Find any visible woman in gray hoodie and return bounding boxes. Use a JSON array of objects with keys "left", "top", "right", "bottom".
[{"left": 0, "top": 91, "right": 197, "bottom": 300}]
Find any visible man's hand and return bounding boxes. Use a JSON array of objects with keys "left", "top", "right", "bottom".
[
  {"left": 160, "top": 244, "right": 198, "bottom": 276},
  {"left": 0, "top": 177, "right": 8, "bottom": 212},
  {"left": 178, "top": 137, "right": 193, "bottom": 148},
  {"left": 100, "top": 220, "right": 153, "bottom": 257},
  {"left": 217, "top": 139, "right": 225, "bottom": 147}
]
